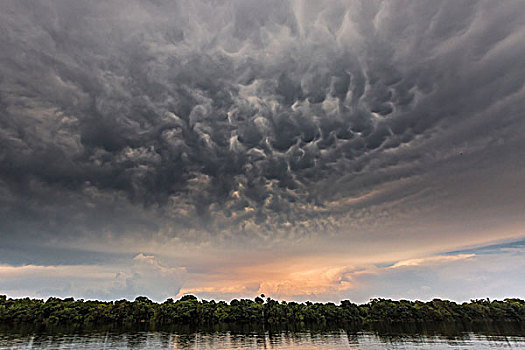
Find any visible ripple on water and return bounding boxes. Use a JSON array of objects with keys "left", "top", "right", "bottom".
[{"left": 1, "top": 330, "right": 525, "bottom": 349}]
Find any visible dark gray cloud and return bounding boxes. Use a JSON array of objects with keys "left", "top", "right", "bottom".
[{"left": 1, "top": 0, "right": 525, "bottom": 260}]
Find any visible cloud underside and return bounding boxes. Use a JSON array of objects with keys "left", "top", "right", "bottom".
[{"left": 1, "top": 1, "right": 525, "bottom": 255}]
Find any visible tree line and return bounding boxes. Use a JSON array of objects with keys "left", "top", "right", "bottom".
[{"left": 1, "top": 294, "right": 524, "bottom": 328}]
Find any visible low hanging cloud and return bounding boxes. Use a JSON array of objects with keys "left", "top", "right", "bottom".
[
  {"left": 178, "top": 246, "right": 524, "bottom": 303},
  {"left": 1, "top": 0, "right": 525, "bottom": 263},
  {"left": 0, "top": 254, "right": 185, "bottom": 301},
  {"left": 1, "top": 241, "right": 523, "bottom": 303}
]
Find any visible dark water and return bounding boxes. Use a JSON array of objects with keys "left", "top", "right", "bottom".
[{"left": 1, "top": 323, "right": 524, "bottom": 349}]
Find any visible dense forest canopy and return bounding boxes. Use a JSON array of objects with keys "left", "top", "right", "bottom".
[{"left": 1, "top": 295, "right": 524, "bottom": 329}]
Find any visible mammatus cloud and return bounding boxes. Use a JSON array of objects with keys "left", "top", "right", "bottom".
[
  {"left": 1, "top": 1, "right": 525, "bottom": 301},
  {"left": 1, "top": 0, "right": 525, "bottom": 246}
]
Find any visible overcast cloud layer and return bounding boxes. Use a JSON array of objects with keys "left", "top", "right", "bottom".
[{"left": 1, "top": 0, "right": 525, "bottom": 301}]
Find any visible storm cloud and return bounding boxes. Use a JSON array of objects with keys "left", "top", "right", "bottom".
[{"left": 1, "top": 0, "right": 525, "bottom": 301}]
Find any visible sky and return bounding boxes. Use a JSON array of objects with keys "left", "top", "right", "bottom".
[{"left": 1, "top": 0, "right": 525, "bottom": 303}]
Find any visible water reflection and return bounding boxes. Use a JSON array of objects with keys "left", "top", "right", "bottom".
[{"left": 1, "top": 322, "right": 524, "bottom": 349}]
